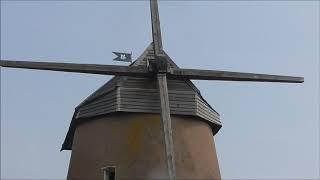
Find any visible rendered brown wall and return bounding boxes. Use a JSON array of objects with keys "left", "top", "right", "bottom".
[{"left": 67, "top": 113, "right": 221, "bottom": 180}]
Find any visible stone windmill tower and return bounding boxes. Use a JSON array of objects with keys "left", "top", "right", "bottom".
[{"left": 0, "top": 0, "right": 303, "bottom": 180}]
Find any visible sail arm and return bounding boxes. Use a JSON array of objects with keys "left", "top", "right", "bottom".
[
  {"left": 0, "top": 60, "right": 151, "bottom": 77},
  {"left": 171, "top": 68, "right": 304, "bottom": 83},
  {"left": 150, "top": 0, "right": 163, "bottom": 55}
]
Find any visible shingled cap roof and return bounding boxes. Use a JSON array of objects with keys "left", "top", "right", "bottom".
[{"left": 61, "top": 44, "right": 222, "bottom": 150}]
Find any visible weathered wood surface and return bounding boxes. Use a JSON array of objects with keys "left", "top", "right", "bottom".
[
  {"left": 131, "top": 43, "right": 179, "bottom": 70},
  {"left": 0, "top": 60, "right": 151, "bottom": 77},
  {"left": 76, "top": 90, "right": 117, "bottom": 118},
  {"left": 196, "top": 95, "right": 220, "bottom": 124},
  {"left": 150, "top": 0, "right": 163, "bottom": 55},
  {"left": 74, "top": 76, "right": 220, "bottom": 124},
  {"left": 1, "top": 60, "right": 304, "bottom": 83},
  {"left": 157, "top": 73, "right": 176, "bottom": 180},
  {"left": 172, "top": 69, "right": 304, "bottom": 83},
  {"left": 74, "top": 78, "right": 220, "bottom": 126}
]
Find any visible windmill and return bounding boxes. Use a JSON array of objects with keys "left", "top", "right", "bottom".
[{"left": 0, "top": 0, "right": 304, "bottom": 180}]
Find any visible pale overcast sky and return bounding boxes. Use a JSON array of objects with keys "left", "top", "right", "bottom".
[{"left": 1, "top": 1, "right": 319, "bottom": 179}]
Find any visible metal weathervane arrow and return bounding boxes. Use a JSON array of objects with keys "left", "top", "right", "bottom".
[{"left": 0, "top": 0, "right": 304, "bottom": 179}]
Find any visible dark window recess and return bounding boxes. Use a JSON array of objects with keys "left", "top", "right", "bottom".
[{"left": 103, "top": 166, "right": 116, "bottom": 180}]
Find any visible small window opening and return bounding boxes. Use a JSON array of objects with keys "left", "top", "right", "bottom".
[{"left": 102, "top": 166, "right": 116, "bottom": 180}]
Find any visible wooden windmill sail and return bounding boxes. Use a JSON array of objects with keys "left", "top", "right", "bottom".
[{"left": 0, "top": 0, "right": 303, "bottom": 180}]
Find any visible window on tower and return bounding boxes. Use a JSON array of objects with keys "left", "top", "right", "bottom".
[{"left": 102, "top": 166, "right": 116, "bottom": 180}]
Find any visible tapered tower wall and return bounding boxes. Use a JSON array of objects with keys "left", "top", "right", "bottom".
[{"left": 67, "top": 113, "right": 221, "bottom": 180}]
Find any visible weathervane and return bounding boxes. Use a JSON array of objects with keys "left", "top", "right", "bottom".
[
  {"left": 0, "top": 0, "right": 304, "bottom": 179},
  {"left": 113, "top": 52, "right": 132, "bottom": 62}
]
